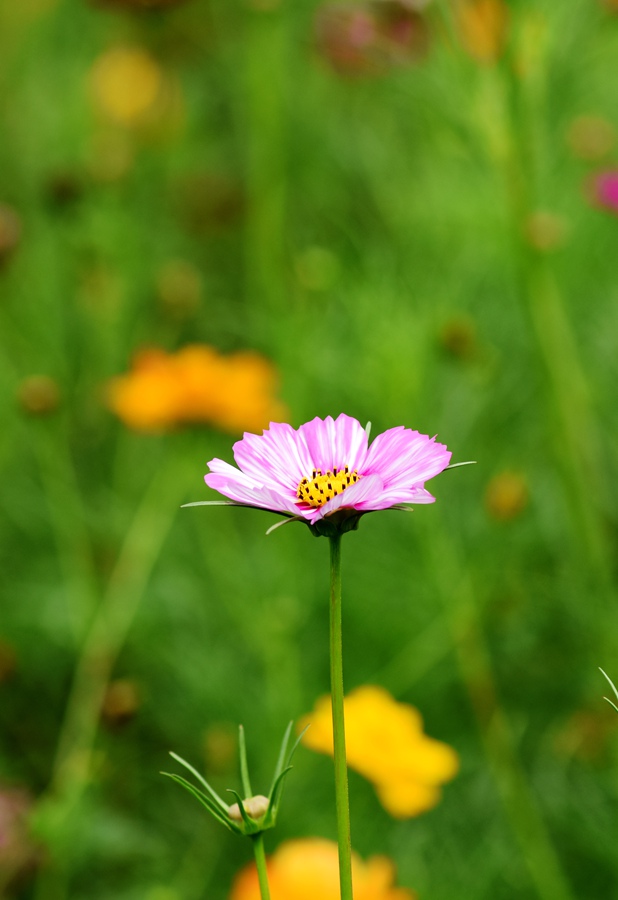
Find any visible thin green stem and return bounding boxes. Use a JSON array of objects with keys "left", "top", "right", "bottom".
[
  {"left": 328, "top": 534, "right": 353, "bottom": 900},
  {"left": 252, "top": 833, "right": 272, "bottom": 900}
]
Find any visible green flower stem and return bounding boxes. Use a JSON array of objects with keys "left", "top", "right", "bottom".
[
  {"left": 328, "top": 534, "right": 354, "bottom": 900},
  {"left": 252, "top": 833, "right": 272, "bottom": 900}
]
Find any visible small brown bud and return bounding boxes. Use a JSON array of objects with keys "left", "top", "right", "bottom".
[
  {"left": 439, "top": 316, "right": 477, "bottom": 360},
  {"left": 102, "top": 678, "right": 140, "bottom": 727},
  {"left": 0, "top": 205, "right": 22, "bottom": 267},
  {"left": 525, "top": 211, "right": 568, "bottom": 252},
  {"left": 156, "top": 260, "right": 202, "bottom": 319},
  {"left": 17, "top": 376, "right": 61, "bottom": 416},
  {"left": 485, "top": 471, "right": 528, "bottom": 521}
]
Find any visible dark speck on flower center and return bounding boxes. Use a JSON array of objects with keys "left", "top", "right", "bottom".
[{"left": 296, "top": 466, "right": 361, "bottom": 508}]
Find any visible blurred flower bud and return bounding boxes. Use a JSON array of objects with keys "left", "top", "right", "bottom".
[
  {"left": 0, "top": 787, "right": 38, "bottom": 888},
  {"left": 439, "top": 316, "right": 477, "bottom": 361},
  {"left": 553, "top": 709, "right": 616, "bottom": 763},
  {"left": 295, "top": 246, "right": 339, "bottom": 291},
  {"left": 175, "top": 173, "right": 244, "bottom": 234},
  {"left": 102, "top": 678, "right": 141, "bottom": 728},
  {"left": 567, "top": 115, "right": 615, "bottom": 162},
  {"left": 456, "top": 0, "right": 508, "bottom": 64},
  {"left": 90, "top": 47, "right": 166, "bottom": 127},
  {"left": 315, "top": 0, "right": 428, "bottom": 75},
  {"left": 44, "top": 172, "right": 83, "bottom": 211},
  {"left": 228, "top": 795, "right": 269, "bottom": 823},
  {"left": 17, "top": 376, "right": 61, "bottom": 416},
  {"left": 525, "top": 211, "right": 568, "bottom": 252},
  {"left": 484, "top": 471, "right": 528, "bottom": 521},
  {"left": 0, "top": 205, "right": 22, "bottom": 268},
  {"left": 156, "top": 260, "right": 202, "bottom": 320},
  {"left": 203, "top": 723, "right": 237, "bottom": 776},
  {"left": 90, "top": 0, "right": 189, "bottom": 9},
  {"left": 588, "top": 170, "right": 618, "bottom": 214},
  {"left": 87, "top": 131, "right": 135, "bottom": 182},
  {"left": 0, "top": 639, "right": 16, "bottom": 684}
]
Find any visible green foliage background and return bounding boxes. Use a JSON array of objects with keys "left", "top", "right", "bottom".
[{"left": 1, "top": 0, "right": 618, "bottom": 897}]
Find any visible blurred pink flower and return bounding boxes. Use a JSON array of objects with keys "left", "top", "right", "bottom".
[
  {"left": 591, "top": 170, "right": 618, "bottom": 213},
  {"left": 204, "top": 413, "right": 451, "bottom": 533},
  {"left": 0, "top": 787, "right": 38, "bottom": 888},
  {"left": 315, "top": 1, "right": 429, "bottom": 75}
]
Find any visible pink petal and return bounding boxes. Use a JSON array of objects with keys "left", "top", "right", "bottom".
[
  {"left": 363, "top": 427, "right": 451, "bottom": 490},
  {"left": 298, "top": 414, "right": 369, "bottom": 474},
  {"left": 232, "top": 422, "right": 314, "bottom": 493},
  {"left": 205, "top": 469, "right": 303, "bottom": 517}
]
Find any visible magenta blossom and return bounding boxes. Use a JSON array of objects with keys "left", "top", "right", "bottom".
[
  {"left": 195, "top": 414, "right": 451, "bottom": 536},
  {"left": 591, "top": 170, "right": 618, "bottom": 213}
]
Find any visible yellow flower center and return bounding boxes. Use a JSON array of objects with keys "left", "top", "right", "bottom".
[{"left": 296, "top": 466, "right": 361, "bottom": 508}]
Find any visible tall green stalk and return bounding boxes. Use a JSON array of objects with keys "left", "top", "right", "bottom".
[
  {"left": 252, "top": 833, "right": 272, "bottom": 900},
  {"left": 328, "top": 535, "right": 353, "bottom": 900}
]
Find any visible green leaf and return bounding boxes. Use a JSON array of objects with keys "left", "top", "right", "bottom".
[
  {"left": 265, "top": 766, "right": 293, "bottom": 822},
  {"left": 162, "top": 773, "right": 241, "bottom": 834},
  {"left": 168, "top": 752, "right": 229, "bottom": 814},
  {"left": 238, "top": 726, "right": 253, "bottom": 799},
  {"left": 271, "top": 720, "right": 294, "bottom": 787},
  {"left": 285, "top": 724, "right": 308, "bottom": 768},
  {"left": 445, "top": 460, "right": 477, "bottom": 470}
]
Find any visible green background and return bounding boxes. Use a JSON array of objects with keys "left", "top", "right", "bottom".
[{"left": 1, "top": 0, "right": 618, "bottom": 897}]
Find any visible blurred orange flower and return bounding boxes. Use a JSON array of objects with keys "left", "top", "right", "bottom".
[
  {"left": 300, "top": 685, "right": 459, "bottom": 818},
  {"left": 229, "top": 837, "right": 416, "bottom": 900},
  {"left": 107, "top": 345, "right": 287, "bottom": 434},
  {"left": 457, "top": 0, "right": 508, "bottom": 64}
]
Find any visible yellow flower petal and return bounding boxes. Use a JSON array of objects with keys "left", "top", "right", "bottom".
[
  {"left": 300, "top": 685, "right": 459, "bottom": 818},
  {"left": 229, "top": 838, "right": 416, "bottom": 900}
]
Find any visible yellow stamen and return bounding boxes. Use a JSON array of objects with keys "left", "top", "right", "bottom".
[{"left": 296, "top": 465, "right": 361, "bottom": 508}]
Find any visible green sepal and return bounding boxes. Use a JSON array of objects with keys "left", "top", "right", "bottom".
[
  {"left": 227, "top": 789, "right": 265, "bottom": 835},
  {"left": 238, "top": 726, "right": 253, "bottom": 799},
  {"left": 162, "top": 772, "right": 242, "bottom": 834},
  {"left": 308, "top": 510, "right": 364, "bottom": 538},
  {"left": 262, "top": 767, "right": 293, "bottom": 828},
  {"left": 600, "top": 668, "right": 618, "bottom": 713},
  {"left": 168, "top": 751, "right": 230, "bottom": 815}
]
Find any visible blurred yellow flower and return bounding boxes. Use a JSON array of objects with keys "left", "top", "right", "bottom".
[
  {"left": 229, "top": 837, "right": 416, "bottom": 900},
  {"left": 106, "top": 345, "right": 287, "bottom": 434},
  {"left": 90, "top": 46, "right": 165, "bottom": 126},
  {"left": 300, "top": 685, "right": 459, "bottom": 818}
]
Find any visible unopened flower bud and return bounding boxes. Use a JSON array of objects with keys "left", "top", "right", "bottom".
[
  {"left": 102, "top": 678, "right": 140, "bottom": 727},
  {"left": 525, "top": 211, "right": 568, "bottom": 252},
  {"left": 485, "top": 471, "right": 528, "bottom": 521},
  {"left": 439, "top": 316, "right": 477, "bottom": 360},
  {"left": 0, "top": 204, "right": 22, "bottom": 267},
  {"left": 228, "top": 794, "right": 269, "bottom": 822},
  {"left": 567, "top": 115, "right": 615, "bottom": 162},
  {"left": 17, "top": 376, "right": 61, "bottom": 416}
]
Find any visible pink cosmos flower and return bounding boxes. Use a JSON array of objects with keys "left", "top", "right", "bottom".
[{"left": 197, "top": 414, "right": 451, "bottom": 536}]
